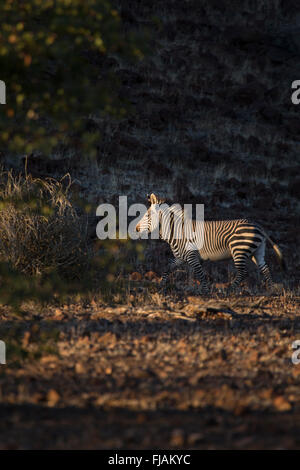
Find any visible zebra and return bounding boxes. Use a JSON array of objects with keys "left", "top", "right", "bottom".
[{"left": 135, "top": 193, "right": 285, "bottom": 293}]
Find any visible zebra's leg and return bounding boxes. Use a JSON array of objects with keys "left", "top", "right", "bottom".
[
  {"left": 252, "top": 241, "right": 273, "bottom": 289},
  {"left": 231, "top": 252, "right": 249, "bottom": 290},
  {"left": 161, "top": 257, "right": 184, "bottom": 286},
  {"left": 185, "top": 250, "right": 209, "bottom": 294}
]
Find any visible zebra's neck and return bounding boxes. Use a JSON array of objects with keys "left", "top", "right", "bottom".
[{"left": 159, "top": 204, "right": 195, "bottom": 247}]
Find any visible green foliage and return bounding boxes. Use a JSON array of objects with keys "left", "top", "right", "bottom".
[{"left": 0, "top": 0, "right": 147, "bottom": 155}]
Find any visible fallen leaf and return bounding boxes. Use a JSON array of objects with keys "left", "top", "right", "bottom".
[
  {"left": 98, "top": 332, "right": 117, "bottom": 347},
  {"left": 130, "top": 272, "right": 143, "bottom": 281},
  {"left": 273, "top": 396, "right": 291, "bottom": 412},
  {"left": 22, "top": 331, "right": 30, "bottom": 348},
  {"left": 47, "top": 389, "right": 60, "bottom": 407},
  {"left": 40, "top": 355, "right": 58, "bottom": 364},
  {"left": 75, "top": 362, "right": 85, "bottom": 374}
]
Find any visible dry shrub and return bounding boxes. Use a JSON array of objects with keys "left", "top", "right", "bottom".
[{"left": 0, "top": 168, "right": 92, "bottom": 279}]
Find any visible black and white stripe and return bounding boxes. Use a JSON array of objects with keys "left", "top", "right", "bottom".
[{"left": 136, "top": 193, "right": 285, "bottom": 293}]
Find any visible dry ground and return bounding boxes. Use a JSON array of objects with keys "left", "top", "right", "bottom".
[
  {"left": 1, "top": 0, "right": 300, "bottom": 450},
  {"left": 0, "top": 291, "right": 300, "bottom": 449}
]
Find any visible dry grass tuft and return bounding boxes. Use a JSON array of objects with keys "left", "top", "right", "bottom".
[{"left": 0, "top": 168, "right": 92, "bottom": 279}]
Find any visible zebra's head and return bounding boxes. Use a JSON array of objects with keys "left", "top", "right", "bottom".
[{"left": 136, "top": 193, "right": 165, "bottom": 235}]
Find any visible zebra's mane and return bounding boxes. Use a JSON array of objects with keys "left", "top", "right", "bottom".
[{"left": 157, "top": 199, "right": 198, "bottom": 222}]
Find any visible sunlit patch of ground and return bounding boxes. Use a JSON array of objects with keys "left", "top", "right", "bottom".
[{"left": 0, "top": 292, "right": 299, "bottom": 449}]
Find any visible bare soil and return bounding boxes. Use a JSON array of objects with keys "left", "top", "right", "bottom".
[{"left": 1, "top": 293, "right": 300, "bottom": 449}]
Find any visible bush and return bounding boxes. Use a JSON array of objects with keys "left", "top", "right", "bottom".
[
  {"left": 0, "top": 168, "right": 92, "bottom": 279},
  {"left": 0, "top": 0, "right": 148, "bottom": 155}
]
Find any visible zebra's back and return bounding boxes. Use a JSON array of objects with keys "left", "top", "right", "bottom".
[{"left": 195, "top": 219, "right": 265, "bottom": 261}]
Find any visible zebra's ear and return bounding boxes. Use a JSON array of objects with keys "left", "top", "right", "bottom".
[{"left": 149, "top": 193, "right": 159, "bottom": 205}]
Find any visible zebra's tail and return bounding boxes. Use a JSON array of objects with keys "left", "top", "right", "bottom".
[{"left": 263, "top": 230, "right": 287, "bottom": 271}]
